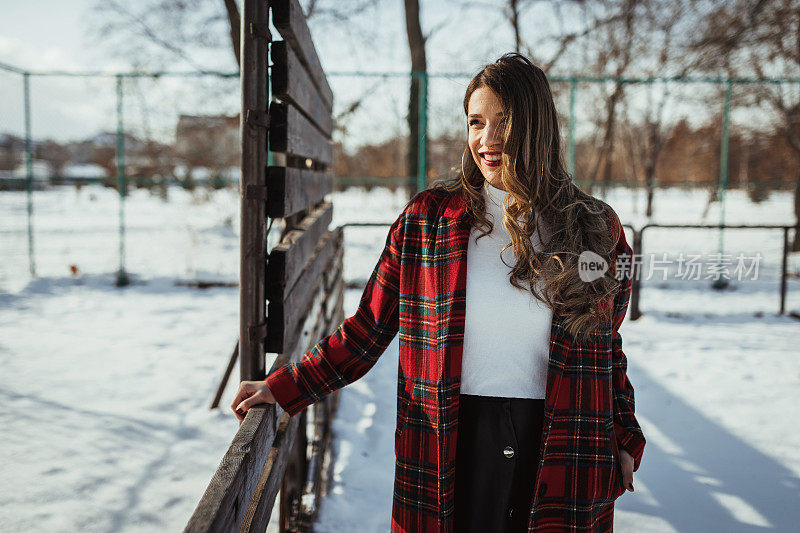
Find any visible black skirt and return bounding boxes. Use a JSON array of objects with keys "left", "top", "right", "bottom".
[{"left": 453, "top": 393, "right": 546, "bottom": 533}]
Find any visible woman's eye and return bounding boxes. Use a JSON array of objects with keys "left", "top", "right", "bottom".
[{"left": 469, "top": 119, "right": 481, "bottom": 126}]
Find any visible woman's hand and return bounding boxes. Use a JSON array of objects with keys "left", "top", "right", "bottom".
[
  {"left": 230, "top": 380, "right": 276, "bottom": 422},
  {"left": 619, "top": 448, "right": 635, "bottom": 492}
]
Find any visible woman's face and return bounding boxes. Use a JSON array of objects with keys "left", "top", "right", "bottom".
[{"left": 467, "top": 85, "right": 506, "bottom": 189}]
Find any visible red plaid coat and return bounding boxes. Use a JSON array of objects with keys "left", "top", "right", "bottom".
[{"left": 265, "top": 186, "right": 646, "bottom": 532}]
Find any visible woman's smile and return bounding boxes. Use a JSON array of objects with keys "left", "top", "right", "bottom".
[
  {"left": 480, "top": 151, "right": 502, "bottom": 167},
  {"left": 468, "top": 85, "right": 507, "bottom": 184}
]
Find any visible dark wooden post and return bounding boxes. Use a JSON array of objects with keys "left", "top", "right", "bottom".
[{"left": 240, "top": 0, "right": 270, "bottom": 381}]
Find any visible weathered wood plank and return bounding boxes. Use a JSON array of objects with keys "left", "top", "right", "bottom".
[
  {"left": 280, "top": 251, "right": 343, "bottom": 366},
  {"left": 271, "top": 40, "right": 333, "bottom": 136},
  {"left": 266, "top": 202, "right": 333, "bottom": 300},
  {"left": 271, "top": 0, "right": 334, "bottom": 112},
  {"left": 265, "top": 232, "right": 342, "bottom": 389},
  {"left": 240, "top": 408, "right": 302, "bottom": 532},
  {"left": 297, "top": 265, "right": 344, "bottom": 523},
  {"left": 193, "top": 0, "right": 343, "bottom": 531},
  {"left": 276, "top": 228, "right": 344, "bottom": 367},
  {"left": 298, "top": 399, "right": 329, "bottom": 525},
  {"left": 183, "top": 404, "right": 279, "bottom": 532},
  {"left": 187, "top": 245, "right": 344, "bottom": 532},
  {"left": 266, "top": 230, "right": 343, "bottom": 353},
  {"left": 240, "top": 253, "right": 340, "bottom": 531},
  {"left": 209, "top": 339, "right": 239, "bottom": 409},
  {"left": 268, "top": 100, "right": 333, "bottom": 167},
  {"left": 266, "top": 166, "right": 333, "bottom": 219}
]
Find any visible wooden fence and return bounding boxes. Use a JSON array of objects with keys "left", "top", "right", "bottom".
[{"left": 185, "top": 0, "right": 340, "bottom": 531}]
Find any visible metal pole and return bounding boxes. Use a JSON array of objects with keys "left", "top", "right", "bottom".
[
  {"left": 115, "top": 74, "right": 129, "bottom": 287},
  {"left": 567, "top": 77, "right": 577, "bottom": 177},
  {"left": 416, "top": 71, "right": 428, "bottom": 193},
  {"left": 630, "top": 228, "right": 642, "bottom": 320},
  {"left": 780, "top": 227, "right": 788, "bottom": 315},
  {"left": 718, "top": 80, "right": 731, "bottom": 243},
  {"left": 23, "top": 71, "right": 36, "bottom": 276},
  {"left": 712, "top": 80, "right": 732, "bottom": 290}
]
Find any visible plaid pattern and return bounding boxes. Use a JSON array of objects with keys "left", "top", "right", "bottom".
[{"left": 265, "top": 187, "right": 646, "bottom": 532}]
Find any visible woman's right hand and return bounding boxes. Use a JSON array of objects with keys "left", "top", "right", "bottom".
[{"left": 231, "top": 380, "right": 277, "bottom": 422}]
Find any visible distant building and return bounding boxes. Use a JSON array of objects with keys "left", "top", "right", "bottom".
[
  {"left": 0, "top": 133, "right": 27, "bottom": 173},
  {"left": 0, "top": 158, "right": 50, "bottom": 190},
  {"left": 11, "top": 159, "right": 51, "bottom": 180},
  {"left": 61, "top": 163, "right": 108, "bottom": 179},
  {"left": 175, "top": 114, "right": 240, "bottom": 172}
]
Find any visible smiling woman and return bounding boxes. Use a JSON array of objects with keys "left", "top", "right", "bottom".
[
  {"left": 234, "top": 52, "right": 645, "bottom": 533},
  {"left": 423, "top": 52, "right": 644, "bottom": 532}
]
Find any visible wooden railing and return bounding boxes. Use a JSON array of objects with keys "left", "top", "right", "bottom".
[{"left": 185, "top": 0, "right": 339, "bottom": 531}]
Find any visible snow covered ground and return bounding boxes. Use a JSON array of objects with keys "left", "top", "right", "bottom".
[{"left": 1, "top": 184, "right": 799, "bottom": 532}]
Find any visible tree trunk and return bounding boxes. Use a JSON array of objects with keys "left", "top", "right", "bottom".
[
  {"left": 508, "top": 0, "right": 522, "bottom": 53},
  {"left": 588, "top": 88, "right": 620, "bottom": 196},
  {"left": 644, "top": 161, "right": 655, "bottom": 218},
  {"left": 223, "top": 0, "right": 241, "bottom": 66},
  {"left": 404, "top": 0, "right": 427, "bottom": 195}
]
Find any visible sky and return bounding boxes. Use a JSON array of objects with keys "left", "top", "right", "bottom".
[
  {"left": 0, "top": 1, "right": 111, "bottom": 71},
  {"left": 0, "top": 0, "right": 147, "bottom": 143},
  {"left": 0, "top": 0, "right": 751, "bottom": 152},
  {"left": 0, "top": 0, "right": 572, "bottom": 147}
]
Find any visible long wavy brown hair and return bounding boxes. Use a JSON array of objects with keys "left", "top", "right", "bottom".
[{"left": 431, "top": 52, "right": 621, "bottom": 341}]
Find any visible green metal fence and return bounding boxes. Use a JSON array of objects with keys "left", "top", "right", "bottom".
[{"left": 2, "top": 59, "right": 798, "bottom": 286}]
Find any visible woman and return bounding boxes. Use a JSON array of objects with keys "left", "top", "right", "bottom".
[{"left": 232, "top": 53, "right": 646, "bottom": 532}]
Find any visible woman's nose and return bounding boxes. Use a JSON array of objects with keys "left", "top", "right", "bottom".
[{"left": 483, "top": 123, "right": 502, "bottom": 149}]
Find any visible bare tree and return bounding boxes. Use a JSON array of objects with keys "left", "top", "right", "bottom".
[
  {"left": 89, "top": 0, "right": 236, "bottom": 72},
  {"left": 686, "top": 0, "right": 800, "bottom": 250},
  {"left": 223, "top": 0, "right": 241, "bottom": 65},
  {"left": 450, "top": 0, "right": 659, "bottom": 198},
  {"left": 89, "top": 0, "right": 387, "bottom": 191},
  {"left": 405, "top": 0, "right": 427, "bottom": 193},
  {"left": 90, "top": 0, "right": 382, "bottom": 70},
  {"left": 505, "top": 0, "right": 536, "bottom": 53},
  {"left": 581, "top": 0, "right": 638, "bottom": 195},
  {"left": 450, "top": 1, "right": 604, "bottom": 70},
  {"left": 618, "top": 0, "right": 696, "bottom": 217}
]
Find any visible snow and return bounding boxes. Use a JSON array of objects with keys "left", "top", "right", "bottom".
[
  {"left": 0, "top": 274, "right": 243, "bottom": 532},
  {"left": 61, "top": 163, "right": 108, "bottom": 178},
  {"left": 1, "top": 184, "right": 799, "bottom": 532},
  {"left": 10, "top": 159, "right": 51, "bottom": 180}
]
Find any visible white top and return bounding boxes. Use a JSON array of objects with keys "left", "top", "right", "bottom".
[{"left": 459, "top": 180, "right": 553, "bottom": 399}]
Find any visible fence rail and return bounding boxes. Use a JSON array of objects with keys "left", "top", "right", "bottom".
[
  {"left": 340, "top": 221, "right": 797, "bottom": 320},
  {"left": 628, "top": 223, "right": 797, "bottom": 318}
]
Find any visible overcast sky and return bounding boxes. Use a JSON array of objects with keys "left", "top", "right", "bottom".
[
  {"left": 1, "top": 0, "right": 112, "bottom": 71},
  {"left": 1, "top": 0, "right": 587, "bottom": 148}
]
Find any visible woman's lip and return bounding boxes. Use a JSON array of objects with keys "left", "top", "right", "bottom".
[{"left": 480, "top": 153, "right": 501, "bottom": 166}]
